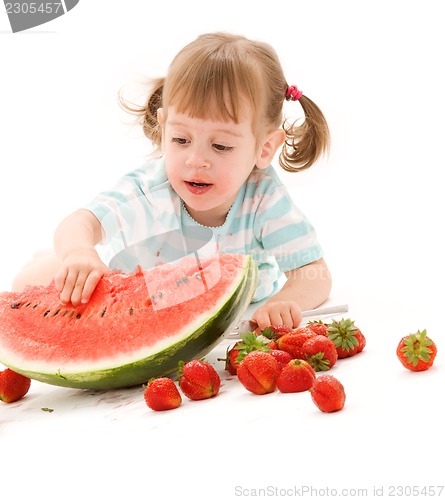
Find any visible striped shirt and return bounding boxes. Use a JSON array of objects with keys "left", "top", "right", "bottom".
[{"left": 84, "top": 158, "right": 323, "bottom": 302}]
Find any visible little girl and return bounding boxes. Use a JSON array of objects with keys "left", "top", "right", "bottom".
[{"left": 12, "top": 32, "right": 332, "bottom": 330}]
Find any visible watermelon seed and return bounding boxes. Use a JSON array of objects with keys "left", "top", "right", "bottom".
[
  {"left": 129, "top": 308, "right": 134, "bottom": 315},
  {"left": 176, "top": 279, "right": 183, "bottom": 286},
  {"left": 101, "top": 308, "right": 107, "bottom": 317},
  {"left": 33, "top": 304, "right": 38, "bottom": 308},
  {"left": 76, "top": 313, "right": 82, "bottom": 319},
  {"left": 158, "top": 292, "right": 163, "bottom": 298},
  {"left": 44, "top": 310, "right": 51, "bottom": 317},
  {"left": 182, "top": 276, "right": 189, "bottom": 284},
  {"left": 11, "top": 302, "right": 21, "bottom": 309},
  {"left": 25, "top": 302, "right": 31, "bottom": 307},
  {"left": 53, "top": 309, "right": 60, "bottom": 317},
  {"left": 195, "top": 273, "right": 202, "bottom": 280}
]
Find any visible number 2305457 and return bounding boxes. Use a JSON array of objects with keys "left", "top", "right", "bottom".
[{"left": 5, "top": 2, "right": 63, "bottom": 14}]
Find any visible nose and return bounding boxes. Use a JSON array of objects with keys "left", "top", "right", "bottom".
[{"left": 185, "top": 145, "right": 210, "bottom": 169}]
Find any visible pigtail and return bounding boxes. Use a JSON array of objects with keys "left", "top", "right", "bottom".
[
  {"left": 279, "top": 95, "right": 330, "bottom": 172},
  {"left": 118, "top": 77, "right": 165, "bottom": 156}
]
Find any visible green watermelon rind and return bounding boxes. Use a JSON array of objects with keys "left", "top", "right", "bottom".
[{"left": 3, "top": 256, "right": 257, "bottom": 390}]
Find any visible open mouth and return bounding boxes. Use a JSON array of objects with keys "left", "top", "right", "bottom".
[
  {"left": 187, "top": 181, "right": 211, "bottom": 187},
  {"left": 185, "top": 180, "right": 213, "bottom": 195}
]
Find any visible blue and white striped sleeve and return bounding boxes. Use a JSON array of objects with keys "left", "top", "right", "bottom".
[{"left": 253, "top": 176, "right": 323, "bottom": 273}]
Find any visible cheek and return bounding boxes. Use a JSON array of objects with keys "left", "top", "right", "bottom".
[
  {"left": 219, "top": 168, "right": 247, "bottom": 193},
  {"left": 164, "top": 156, "right": 179, "bottom": 185},
  {"left": 164, "top": 143, "right": 181, "bottom": 164}
]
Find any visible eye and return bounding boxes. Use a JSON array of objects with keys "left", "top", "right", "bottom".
[
  {"left": 213, "top": 143, "right": 234, "bottom": 152},
  {"left": 171, "top": 137, "right": 189, "bottom": 145}
]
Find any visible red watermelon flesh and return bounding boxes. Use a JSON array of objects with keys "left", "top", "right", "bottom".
[{"left": 0, "top": 253, "right": 257, "bottom": 389}]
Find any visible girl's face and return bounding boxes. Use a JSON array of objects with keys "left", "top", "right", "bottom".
[{"left": 159, "top": 107, "right": 264, "bottom": 227}]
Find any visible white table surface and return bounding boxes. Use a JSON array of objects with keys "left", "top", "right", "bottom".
[{"left": 2, "top": 286, "right": 443, "bottom": 500}]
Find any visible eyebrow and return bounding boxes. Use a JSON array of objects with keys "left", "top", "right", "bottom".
[{"left": 167, "top": 120, "right": 245, "bottom": 138}]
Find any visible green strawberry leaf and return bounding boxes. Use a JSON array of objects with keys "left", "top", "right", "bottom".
[
  {"left": 306, "top": 352, "right": 331, "bottom": 371},
  {"left": 234, "top": 332, "right": 271, "bottom": 362}
]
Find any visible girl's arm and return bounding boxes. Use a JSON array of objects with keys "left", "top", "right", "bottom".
[
  {"left": 53, "top": 208, "right": 109, "bottom": 306},
  {"left": 251, "top": 258, "right": 332, "bottom": 330}
]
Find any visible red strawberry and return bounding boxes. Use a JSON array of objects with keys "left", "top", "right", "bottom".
[
  {"left": 144, "top": 377, "right": 182, "bottom": 411},
  {"left": 276, "top": 359, "right": 316, "bottom": 393},
  {"left": 237, "top": 351, "right": 280, "bottom": 395},
  {"left": 269, "top": 349, "right": 293, "bottom": 370},
  {"left": 356, "top": 330, "right": 366, "bottom": 353},
  {"left": 178, "top": 360, "right": 221, "bottom": 400},
  {"left": 276, "top": 330, "right": 316, "bottom": 359},
  {"left": 218, "top": 341, "right": 243, "bottom": 375},
  {"left": 327, "top": 318, "right": 366, "bottom": 358},
  {"left": 310, "top": 374, "right": 346, "bottom": 412},
  {"left": 291, "top": 325, "right": 316, "bottom": 335},
  {"left": 396, "top": 329, "right": 437, "bottom": 372},
  {"left": 306, "top": 320, "right": 329, "bottom": 336},
  {"left": 261, "top": 324, "right": 293, "bottom": 340},
  {"left": 267, "top": 340, "right": 278, "bottom": 350},
  {"left": 302, "top": 335, "right": 338, "bottom": 371},
  {"left": 0, "top": 368, "right": 31, "bottom": 404},
  {"left": 233, "top": 332, "right": 272, "bottom": 361},
  {"left": 218, "top": 332, "right": 277, "bottom": 375}
]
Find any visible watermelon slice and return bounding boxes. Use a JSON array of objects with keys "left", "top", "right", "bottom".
[{"left": 0, "top": 253, "right": 257, "bottom": 389}]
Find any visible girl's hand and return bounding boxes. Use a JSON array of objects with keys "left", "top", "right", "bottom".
[
  {"left": 54, "top": 248, "right": 109, "bottom": 306},
  {"left": 251, "top": 259, "right": 332, "bottom": 331},
  {"left": 251, "top": 300, "right": 302, "bottom": 331}
]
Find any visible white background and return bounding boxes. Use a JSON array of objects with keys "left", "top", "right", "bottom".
[
  {"left": 1, "top": 0, "right": 444, "bottom": 303},
  {"left": 1, "top": 2, "right": 444, "bottom": 499}
]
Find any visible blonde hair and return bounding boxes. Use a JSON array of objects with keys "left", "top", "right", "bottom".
[{"left": 120, "top": 32, "right": 330, "bottom": 172}]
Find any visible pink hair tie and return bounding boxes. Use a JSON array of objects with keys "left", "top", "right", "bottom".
[{"left": 285, "top": 85, "right": 303, "bottom": 101}]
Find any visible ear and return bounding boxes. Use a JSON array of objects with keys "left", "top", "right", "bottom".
[
  {"left": 255, "top": 128, "right": 285, "bottom": 169},
  {"left": 157, "top": 107, "right": 164, "bottom": 126},
  {"left": 156, "top": 108, "right": 165, "bottom": 151}
]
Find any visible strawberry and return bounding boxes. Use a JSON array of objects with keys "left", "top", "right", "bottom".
[
  {"left": 327, "top": 318, "right": 366, "bottom": 358},
  {"left": 261, "top": 324, "right": 293, "bottom": 340},
  {"left": 302, "top": 335, "right": 338, "bottom": 371},
  {"left": 276, "top": 359, "right": 316, "bottom": 393},
  {"left": 218, "top": 332, "right": 276, "bottom": 375},
  {"left": 306, "top": 320, "right": 329, "bottom": 336},
  {"left": 396, "top": 329, "right": 437, "bottom": 372},
  {"left": 276, "top": 329, "right": 316, "bottom": 359},
  {"left": 310, "top": 374, "right": 346, "bottom": 412},
  {"left": 234, "top": 332, "right": 272, "bottom": 361},
  {"left": 144, "top": 377, "right": 182, "bottom": 411},
  {"left": 178, "top": 359, "right": 221, "bottom": 400},
  {"left": 269, "top": 349, "right": 293, "bottom": 370},
  {"left": 267, "top": 340, "right": 278, "bottom": 350},
  {"left": 218, "top": 341, "right": 243, "bottom": 375},
  {"left": 0, "top": 368, "right": 31, "bottom": 404},
  {"left": 291, "top": 325, "right": 316, "bottom": 335},
  {"left": 237, "top": 351, "right": 280, "bottom": 395}
]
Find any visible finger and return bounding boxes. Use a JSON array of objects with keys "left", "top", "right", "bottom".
[
  {"left": 59, "top": 269, "right": 79, "bottom": 305},
  {"left": 290, "top": 306, "right": 303, "bottom": 328},
  {"left": 70, "top": 273, "right": 88, "bottom": 307},
  {"left": 267, "top": 308, "right": 287, "bottom": 327},
  {"left": 251, "top": 310, "right": 269, "bottom": 332},
  {"left": 81, "top": 270, "right": 104, "bottom": 304},
  {"left": 277, "top": 310, "right": 293, "bottom": 328},
  {"left": 54, "top": 267, "right": 68, "bottom": 293}
]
